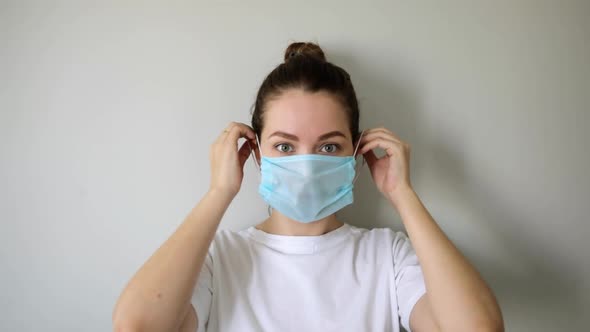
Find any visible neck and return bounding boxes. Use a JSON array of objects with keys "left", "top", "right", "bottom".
[{"left": 256, "top": 212, "right": 344, "bottom": 236}]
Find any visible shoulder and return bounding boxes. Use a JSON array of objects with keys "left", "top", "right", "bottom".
[
  {"left": 210, "top": 227, "right": 252, "bottom": 249},
  {"left": 350, "top": 226, "right": 422, "bottom": 281},
  {"left": 345, "top": 224, "right": 413, "bottom": 265},
  {"left": 348, "top": 224, "right": 410, "bottom": 247}
]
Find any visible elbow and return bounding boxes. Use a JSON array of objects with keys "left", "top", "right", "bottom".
[
  {"left": 467, "top": 298, "right": 505, "bottom": 332},
  {"left": 484, "top": 320, "right": 505, "bottom": 332},
  {"left": 113, "top": 313, "right": 153, "bottom": 332},
  {"left": 112, "top": 315, "right": 142, "bottom": 332},
  {"left": 112, "top": 301, "right": 187, "bottom": 332},
  {"left": 453, "top": 322, "right": 503, "bottom": 332},
  {"left": 474, "top": 324, "right": 504, "bottom": 332},
  {"left": 449, "top": 322, "right": 503, "bottom": 332},
  {"left": 112, "top": 301, "right": 146, "bottom": 332},
  {"left": 467, "top": 316, "right": 505, "bottom": 332},
  {"left": 113, "top": 322, "right": 142, "bottom": 332},
  {"left": 451, "top": 312, "right": 504, "bottom": 332},
  {"left": 483, "top": 305, "right": 505, "bottom": 332},
  {"left": 112, "top": 316, "right": 143, "bottom": 332}
]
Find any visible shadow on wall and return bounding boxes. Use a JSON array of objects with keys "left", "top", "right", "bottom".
[{"left": 330, "top": 49, "right": 584, "bottom": 331}]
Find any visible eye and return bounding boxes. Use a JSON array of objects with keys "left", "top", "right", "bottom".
[
  {"left": 275, "top": 143, "right": 294, "bottom": 153},
  {"left": 320, "top": 144, "right": 340, "bottom": 153}
]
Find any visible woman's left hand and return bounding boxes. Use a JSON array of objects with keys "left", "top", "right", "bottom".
[{"left": 358, "top": 127, "right": 413, "bottom": 205}]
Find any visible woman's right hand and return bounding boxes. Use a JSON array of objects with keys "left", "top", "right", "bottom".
[{"left": 208, "top": 122, "right": 257, "bottom": 198}]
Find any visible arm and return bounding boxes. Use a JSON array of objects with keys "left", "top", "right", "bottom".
[
  {"left": 112, "top": 122, "right": 256, "bottom": 332},
  {"left": 358, "top": 127, "right": 503, "bottom": 332},
  {"left": 112, "top": 189, "right": 233, "bottom": 332},
  {"left": 393, "top": 187, "right": 503, "bottom": 332}
]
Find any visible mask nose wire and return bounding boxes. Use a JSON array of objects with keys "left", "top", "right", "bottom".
[{"left": 352, "top": 130, "right": 366, "bottom": 184}]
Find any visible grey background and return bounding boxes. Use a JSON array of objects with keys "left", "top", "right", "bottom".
[{"left": 1, "top": 1, "right": 588, "bottom": 331}]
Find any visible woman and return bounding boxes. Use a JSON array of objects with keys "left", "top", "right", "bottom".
[{"left": 113, "top": 42, "right": 503, "bottom": 332}]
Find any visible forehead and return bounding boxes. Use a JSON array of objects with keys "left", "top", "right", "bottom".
[{"left": 263, "top": 89, "right": 349, "bottom": 138}]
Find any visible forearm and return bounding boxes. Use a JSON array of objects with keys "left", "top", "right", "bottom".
[
  {"left": 391, "top": 187, "right": 503, "bottom": 331},
  {"left": 113, "top": 189, "right": 234, "bottom": 331}
]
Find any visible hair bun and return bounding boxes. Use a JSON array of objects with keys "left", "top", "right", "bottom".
[{"left": 284, "top": 42, "right": 326, "bottom": 63}]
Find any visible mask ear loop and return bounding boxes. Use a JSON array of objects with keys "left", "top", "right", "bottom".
[
  {"left": 352, "top": 130, "right": 366, "bottom": 184},
  {"left": 247, "top": 135, "right": 273, "bottom": 216},
  {"left": 248, "top": 134, "right": 262, "bottom": 171}
]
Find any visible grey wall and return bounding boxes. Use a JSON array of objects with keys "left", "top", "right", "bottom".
[{"left": 1, "top": 1, "right": 588, "bottom": 331}]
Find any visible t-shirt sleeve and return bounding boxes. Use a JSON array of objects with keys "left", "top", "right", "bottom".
[
  {"left": 191, "top": 248, "right": 214, "bottom": 332},
  {"left": 392, "top": 231, "right": 427, "bottom": 332}
]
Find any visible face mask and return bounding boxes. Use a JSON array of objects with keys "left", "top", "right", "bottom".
[{"left": 250, "top": 131, "right": 364, "bottom": 223}]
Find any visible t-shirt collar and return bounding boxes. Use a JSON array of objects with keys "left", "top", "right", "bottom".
[{"left": 245, "top": 223, "right": 351, "bottom": 254}]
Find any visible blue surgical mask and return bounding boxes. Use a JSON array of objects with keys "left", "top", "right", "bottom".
[{"left": 251, "top": 131, "right": 364, "bottom": 223}]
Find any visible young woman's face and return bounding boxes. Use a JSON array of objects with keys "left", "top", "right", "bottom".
[{"left": 259, "top": 88, "right": 354, "bottom": 157}]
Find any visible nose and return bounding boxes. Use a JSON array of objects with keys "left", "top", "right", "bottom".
[{"left": 297, "top": 147, "right": 315, "bottom": 155}]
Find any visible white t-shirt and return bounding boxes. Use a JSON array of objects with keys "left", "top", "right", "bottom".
[{"left": 191, "top": 223, "right": 426, "bottom": 332}]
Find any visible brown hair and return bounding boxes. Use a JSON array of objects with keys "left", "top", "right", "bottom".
[{"left": 251, "top": 42, "right": 361, "bottom": 143}]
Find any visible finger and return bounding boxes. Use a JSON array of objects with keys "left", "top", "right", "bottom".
[
  {"left": 358, "top": 137, "right": 400, "bottom": 157},
  {"left": 225, "top": 122, "right": 256, "bottom": 143},
  {"left": 361, "top": 130, "right": 402, "bottom": 145},
  {"left": 363, "top": 127, "right": 397, "bottom": 138},
  {"left": 361, "top": 128, "right": 403, "bottom": 145},
  {"left": 214, "top": 122, "right": 236, "bottom": 145},
  {"left": 363, "top": 149, "right": 378, "bottom": 168},
  {"left": 214, "top": 131, "right": 227, "bottom": 145},
  {"left": 359, "top": 132, "right": 399, "bottom": 152},
  {"left": 223, "top": 122, "right": 235, "bottom": 132},
  {"left": 238, "top": 140, "right": 252, "bottom": 168},
  {"left": 363, "top": 127, "right": 403, "bottom": 142}
]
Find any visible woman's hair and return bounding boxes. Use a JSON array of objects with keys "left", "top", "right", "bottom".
[{"left": 251, "top": 42, "right": 361, "bottom": 143}]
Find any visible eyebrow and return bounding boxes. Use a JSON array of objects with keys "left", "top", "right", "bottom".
[
  {"left": 267, "top": 130, "right": 347, "bottom": 141},
  {"left": 318, "top": 131, "right": 347, "bottom": 141},
  {"left": 268, "top": 131, "right": 299, "bottom": 141}
]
